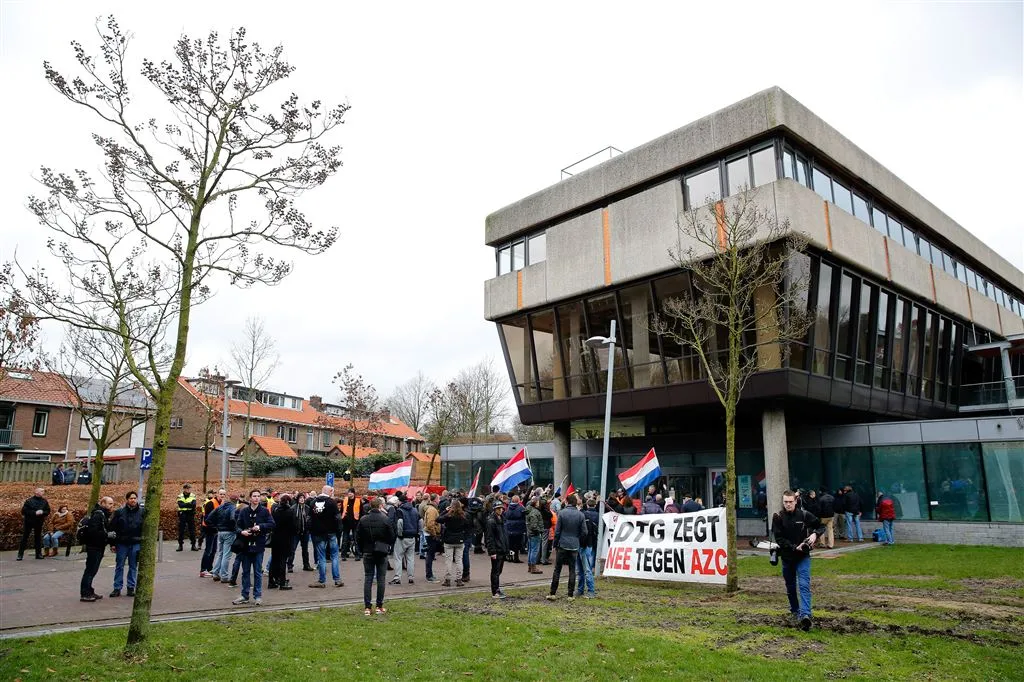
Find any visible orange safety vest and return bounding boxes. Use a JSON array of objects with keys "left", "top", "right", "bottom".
[
  {"left": 201, "top": 498, "right": 221, "bottom": 527},
  {"left": 341, "top": 497, "right": 361, "bottom": 520}
]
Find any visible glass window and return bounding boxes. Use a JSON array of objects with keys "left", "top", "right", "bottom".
[
  {"left": 726, "top": 156, "right": 751, "bottom": 196},
  {"left": 835, "top": 274, "right": 853, "bottom": 380},
  {"left": 735, "top": 449, "right": 766, "bottom": 519},
  {"left": 873, "top": 291, "right": 890, "bottom": 389},
  {"left": 782, "top": 150, "right": 795, "bottom": 180},
  {"left": 444, "top": 460, "right": 471, "bottom": 491},
  {"left": 795, "top": 154, "right": 809, "bottom": 187},
  {"left": 556, "top": 301, "right": 598, "bottom": 397},
  {"left": 751, "top": 147, "right": 776, "bottom": 187},
  {"left": 924, "top": 443, "right": 988, "bottom": 521},
  {"left": 982, "top": 442, "right": 1024, "bottom": 522},
  {"left": 511, "top": 241, "right": 525, "bottom": 271},
  {"left": 822, "top": 447, "right": 876, "bottom": 518},
  {"left": 935, "top": 318, "right": 949, "bottom": 402},
  {"left": 528, "top": 233, "right": 546, "bottom": 265},
  {"left": 787, "top": 252, "right": 812, "bottom": 371},
  {"left": 917, "top": 236, "right": 932, "bottom": 264},
  {"left": 812, "top": 167, "right": 832, "bottom": 202},
  {"left": 906, "top": 305, "right": 922, "bottom": 396},
  {"left": 685, "top": 166, "right": 721, "bottom": 208},
  {"left": 852, "top": 193, "right": 870, "bottom": 224},
  {"left": 887, "top": 217, "right": 906, "bottom": 248},
  {"left": 789, "top": 448, "right": 823, "bottom": 494},
  {"left": 941, "top": 251, "right": 955, "bottom": 277},
  {"left": 872, "top": 446, "right": 928, "bottom": 519},
  {"left": 32, "top": 410, "right": 48, "bottom": 437},
  {"left": 962, "top": 265, "right": 976, "bottom": 290},
  {"left": 497, "top": 247, "right": 511, "bottom": 276},
  {"left": 276, "top": 425, "right": 285, "bottom": 440},
  {"left": 890, "top": 298, "right": 906, "bottom": 392},
  {"left": 921, "top": 311, "right": 936, "bottom": 400},
  {"left": 529, "top": 310, "right": 560, "bottom": 401},
  {"left": 287, "top": 426, "right": 297, "bottom": 443},
  {"left": 654, "top": 273, "right": 702, "bottom": 384},
  {"left": 871, "top": 207, "right": 888, "bottom": 235},
  {"left": 812, "top": 263, "right": 833, "bottom": 376},
  {"left": 855, "top": 283, "right": 874, "bottom": 385},
  {"left": 500, "top": 316, "right": 537, "bottom": 404},
  {"left": 831, "top": 180, "right": 853, "bottom": 215},
  {"left": 619, "top": 284, "right": 666, "bottom": 388},
  {"left": 585, "top": 294, "right": 629, "bottom": 391}
]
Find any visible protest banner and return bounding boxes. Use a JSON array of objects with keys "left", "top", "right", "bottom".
[{"left": 601, "top": 510, "right": 727, "bottom": 584}]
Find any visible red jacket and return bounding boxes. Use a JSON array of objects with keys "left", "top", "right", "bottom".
[{"left": 875, "top": 496, "right": 896, "bottom": 521}]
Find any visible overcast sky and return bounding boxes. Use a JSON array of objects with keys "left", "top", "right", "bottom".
[{"left": 1, "top": 0, "right": 1021, "bottom": 413}]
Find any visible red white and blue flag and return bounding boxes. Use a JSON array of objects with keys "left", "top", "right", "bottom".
[
  {"left": 618, "top": 448, "right": 662, "bottom": 497},
  {"left": 369, "top": 460, "right": 413, "bottom": 491},
  {"left": 468, "top": 467, "right": 482, "bottom": 498},
  {"left": 490, "top": 448, "right": 532, "bottom": 493}
]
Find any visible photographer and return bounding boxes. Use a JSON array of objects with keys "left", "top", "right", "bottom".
[
  {"left": 771, "top": 490, "right": 825, "bottom": 631},
  {"left": 232, "top": 489, "right": 276, "bottom": 606}
]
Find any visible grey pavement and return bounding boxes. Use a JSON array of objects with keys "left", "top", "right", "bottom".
[{"left": 0, "top": 542, "right": 548, "bottom": 638}]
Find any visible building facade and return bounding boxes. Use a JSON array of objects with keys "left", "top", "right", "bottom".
[{"left": 476, "top": 87, "right": 1024, "bottom": 543}]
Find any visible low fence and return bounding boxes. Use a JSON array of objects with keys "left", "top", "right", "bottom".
[{"left": 0, "top": 461, "right": 52, "bottom": 483}]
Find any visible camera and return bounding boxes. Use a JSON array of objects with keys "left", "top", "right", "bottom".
[{"left": 769, "top": 547, "right": 778, "bottom": 566}]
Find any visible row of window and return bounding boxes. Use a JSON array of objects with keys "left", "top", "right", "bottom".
[
  {"left": 781, "top": 143, "right": 1022, "bottom": 318},
  {"left": 497, "top": 251, "right": 967, "bottom": 407},
  {"left": 496, "top": 232, "right": 547, "bottom": 276},
  {"left": 230, "top": 387, "right": 303, "bottom": 411},
  {"left": 796, "top": 253, "right": 964, "bottom": 403},
  {"left": 682, "top": 143, "right": 777, "bottom": 207}
]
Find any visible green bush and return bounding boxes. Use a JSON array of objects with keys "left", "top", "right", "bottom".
[
  {"left": 247, "top": 455, "right": 290, "bottom": 477},
  {"left": 295, "top": 456, "right": 334, "bottom": 478}
]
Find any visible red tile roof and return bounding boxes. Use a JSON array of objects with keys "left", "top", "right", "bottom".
[
  {"left": 325, "top": 444, "right": 378, "bottom": 460},
  {"left": 0, "top": 370, "right": 76, "bottom": 406},
  {"left": 239, "top": 435, "right": 297, "bottom": 458},
  {"left": 408, "top": 451, "right": 437, "bottom": 462},
  {"left": 177, "top": 378, "right": 424, "bottom": 442}
]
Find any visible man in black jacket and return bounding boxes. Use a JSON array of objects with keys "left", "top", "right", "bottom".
[
  {"left": 18, "top": 487, "right": 51, "bottom": 560},
  {"left": 546, "top": 494, "right": 586, "bottom": 602},
  {"left": 771, "top": 490, "right": 825, "bottom": 631},
  {"left": 308, "top": 485, "right": 343, "bottom": 588},
  {"left": 484, "top": 499, "right": 509, "bottom": 600},
  {"left": 109, "top": 491, "right": 145, "bottom": 597},
  {"left": 357, "top": 497, "right": 396, "bottom": 615},
  {"left": 80, "top": 496, "right": 115, "bottom": 602},
  {"left": 843, "top": 485, "right": 864, "bottom": 542},
  {"left": 815, "top": 489, "right": 835, "bottom": 549}
]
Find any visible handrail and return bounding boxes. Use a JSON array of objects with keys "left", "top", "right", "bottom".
[{"left": 561, "top": 146, "right": 623, "bottom": 179}]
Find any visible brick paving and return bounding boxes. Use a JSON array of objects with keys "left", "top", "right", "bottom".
[{"left": 0, "top": 542, "right": 547, "bottom": 637}]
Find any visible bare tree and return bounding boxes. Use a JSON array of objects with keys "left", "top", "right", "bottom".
[
  {"left": 452, "top": 357, "right": 511, "bottom": 441},
  {"left": 12, "top": 19, "right": 346, "bottom": 652},
  {"left": 652, "top": 189, "right": 811, "bottom": 593},
  {"left": 325, "top": 364, "right": 388, "bottom": 474},
  {"left": 421, "top": 381, "right": 464, "bottom": 486},
  {"left": 228, "top": 316, "right": 279, "bottom": 482},
  {"left": 387, "top": 370, "right": 434, "bottom": 433},
  {"left": 194, "top": 367, "right": 223, "bottom": 494},
  {"left": 0, "top": 263, "right": 40, "bottom": 377},
  {"left": 510, "top": 414, "right": 554, "bottom": 442},
  {"left": 52, "top": 323, "right": 156, "bottom": 510}
]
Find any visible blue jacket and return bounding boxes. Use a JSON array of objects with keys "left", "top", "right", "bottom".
[
  {"left": 235, "top": 503, "right": 275, "bottom": 553},
  {"left": 504, "top": 502, "right": 526, "bottom": 536},
  {"left": 207, "top": 501, "right": 238, "bottom": 533}
]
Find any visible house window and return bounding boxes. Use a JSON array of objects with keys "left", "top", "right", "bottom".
[
  {"left": 307, "top": 427, "right": 314, "bottom": 449},
  {"left": 528, "top": 233, "right": 546, "bottom": 265},
  {"left": 17, "top": 453, "right": 51, "bottom": 462},
  {"left": 170, "top": 416, "right": 184, "bottom": 429},
  {"left": 32, "top": 410, "right": 49, "bottom": 437},
  {"left": 254, "top": 422, "right": 267, "bottom": 437},
  {"left": 321, "top": 430, "right": 332, "bottom": 447},
  {"left": 684, "top": 165, "right": 721, "bottom": 208},
  {"left": 287, "top": 427, "right": 297, "bottom": 443},
  {"left": 80, "top": 415, "right": 104, "bottom": 438},
  {"left": 276, "top": 425, "right": 285, "bottom": 440}
]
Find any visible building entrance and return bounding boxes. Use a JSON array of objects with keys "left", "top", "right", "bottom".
[{"left": 662, "top": 468, "right": 707, "bottom": 506}]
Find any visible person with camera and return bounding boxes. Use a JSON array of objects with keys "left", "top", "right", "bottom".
[
  {"left": 80, "top": 496, "right": 116, "bottom": 602},
  {"left": 771, "top": 490, "right": 825, "bottom": 631},
  {"left": 357, "top": 497, "right": 396, "bottom": 615},
  {"left": 233, "top": 488, "right": 276, "bottom": 606}
]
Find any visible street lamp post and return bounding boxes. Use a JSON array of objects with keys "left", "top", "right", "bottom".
[
  {"left": 585, "top": 319, "right": 617, "bottom": 573},
  {"left": 221, "top": 379, "right": 240, "bottom": 488}
]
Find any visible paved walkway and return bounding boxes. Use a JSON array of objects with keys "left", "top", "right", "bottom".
[{"left": 0, "top": 543, "right": 548, "bottom": 637}]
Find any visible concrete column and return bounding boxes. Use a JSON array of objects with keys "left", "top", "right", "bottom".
[
  {"left": 553, "top": 420, "right": 571, "bottom": 492},
  {"left": 630, "top": 289, "right": 650, "bottom": 388},
  {"left": 762, "top": 407, "right": 790, "bottom": 522},
  {"left": 999, "top": 344, "right": 1017, "bottom": 403}
]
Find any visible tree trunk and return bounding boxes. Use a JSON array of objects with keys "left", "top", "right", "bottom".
[
  {"left": 125, "top": 382, "right": 176, "bottom": 652},
  {"left": 87, "top": 446, "right": 106, "bottom": 511},
  {"left": 724, "top": 403, "right": 738, "bottom": 593},
  {"left": 424, "top": 451, "right": 439, "bottom": 487},
  {"left": 201, "top": 443, "right": 209, "bottom": 496},
  {"left": 242, "top": 399, "right": 252, "bottom": 485}
]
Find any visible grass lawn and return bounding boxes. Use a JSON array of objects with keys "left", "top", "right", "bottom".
[{"left": 2, "top": 545, "right": 1021, "bottom": 681}]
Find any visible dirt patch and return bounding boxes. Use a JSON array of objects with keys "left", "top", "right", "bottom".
[{"left": 959, "top": 578, "right": 1024, "bottom": 590}]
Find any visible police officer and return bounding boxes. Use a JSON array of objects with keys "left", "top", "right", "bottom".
[{"left": 176, "top": 483, "right": 198, "bottom": 551}]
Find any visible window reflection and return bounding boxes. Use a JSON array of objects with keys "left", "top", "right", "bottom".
[
  {"left": 872, "top": 446, "right": 928, "bottom": 519},
  {"left": 586, "top": 294, "right": 629, "bottom": 391},
  {"left": 925, "top": 443, "right": 988, "bottom": 521},
  {"left": 530, "top": 310, "right": 561, "bottom": 401},
  {"left": 832, "top": 180, "right": 853, "bottom": 215},
  {"left": 501, "top": 316, "right": 536, "bottom": 404},
  {"left": 812, "top": 167, "right": 832, "bottom": 202},
  {"left": 855, "top": 283, "right": 874, "bottom": 385},
  {"left": 982, "top": 442, "right": 1024, "bottom": 522},
  {"left": 528, "top": 233, "right": 546, "bottom": 265},
  {"left": 812, "top": 263, "right": 833, "bottom": 376},
  {"left": 556, "top": 301, "right": 598, "bottom": 397},
  {"left": 512, "top": 241, "right": 525, "bottom": 271},
  {"left": 787, "top": 252, "right": 812, "bottom": 370},
  {"left": 751, "top": 147, "right": 776, "bottom": 187},
  {"left": 619, "top": 284, "right": 666, "bottom": 388},
  {"left": 874, "top": 290, "right": 890, "bottom": 389},
  {"left": 726, "top": 157, "right": 751, "bottom": 196},
  {"left": 685, "top": 166, "right": 721, "bottom": 208},
  {"left": 654, "top": 273, "right": 703, "bottom": 383},
  {"left": 835, "top": 274, "right": 853, "bottom": 380}
]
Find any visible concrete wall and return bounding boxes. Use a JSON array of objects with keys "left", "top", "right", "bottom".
[
  {"left": 887, "top": 237, "right": 934, "bottom": 304},
  {"left": 485, "top": 86, "right": 1023, "bottom": 324}
]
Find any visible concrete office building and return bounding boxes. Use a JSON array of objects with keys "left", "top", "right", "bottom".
[{"left": 457, "top": 87, "right": 1024, "bottom": 544}]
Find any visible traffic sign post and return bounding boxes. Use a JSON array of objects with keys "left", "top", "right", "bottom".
[
  {"left": 326, "top": 471, "right": 335, "bottom": 488},
  {"left": 139, "top": 448, "right": 153, "bottom": 506}
]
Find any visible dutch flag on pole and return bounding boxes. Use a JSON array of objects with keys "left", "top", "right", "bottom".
[
  {"left": 468, "top": 466, "right": 482, "bottom": 498},
  {"left": 369, "top": 459, "right": 413, "bottom": 491},
  {"left": 490, "top": 448, "right": 532, "bottom": 493},
  {"left": 617, "top": 448, "right": 662, "bottom": 497}
]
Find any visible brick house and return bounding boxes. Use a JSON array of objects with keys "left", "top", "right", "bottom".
[
  {"left": 167, "top": 376, "right": 426, "bottom": 481},
  {"left": 0, "top": 370, "right": 156, "bottom": 481}
]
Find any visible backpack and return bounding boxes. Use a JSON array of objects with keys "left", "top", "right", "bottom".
[{"left": 75, "top": 514, "right": 91, "bottom": 545}]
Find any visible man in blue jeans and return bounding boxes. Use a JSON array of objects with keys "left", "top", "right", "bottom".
[
  {"left": 233, "top": 489, "right": 275, "bottom": 606},
  {"left": 308, "top": 485, "right": 344, "bottom": 588},
  {"left": 771, "top": 490, "right": 824, "bottom": 631},
  {"left": 109, "top": 491, "right": 145, "bottom": 597},
  {"left": 843, "top": 485, "right": 863, "bottom": 542}
]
